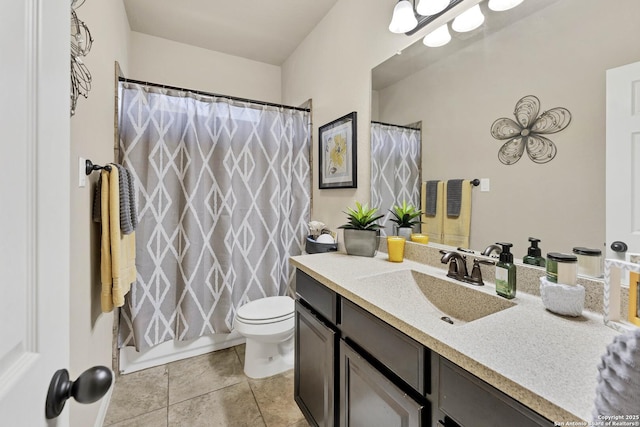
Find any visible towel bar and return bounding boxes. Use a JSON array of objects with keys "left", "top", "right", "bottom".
[{"left": 85, "top": 159, "right": 111, "bottom": 175}]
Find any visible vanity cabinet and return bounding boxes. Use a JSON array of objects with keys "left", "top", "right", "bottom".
[
  {"left": 294, "top": 300, "right": 337, "bottom": 427},
  {"left": 294, "top": 269, "right": 554, "bottom": 427},
  {"left": 339, "top": 339, "right": 425, "bottom": 427}
]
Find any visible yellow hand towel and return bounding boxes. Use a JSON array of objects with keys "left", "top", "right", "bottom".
[
  {"left": 100, "top": 166, "right": 137, "bottom": 313},
  {"left": 421, "top": 181, "right": 444, "bottom": 244},
  {"left": 443, "top": 179, "right": 471, "bottom": 248}
]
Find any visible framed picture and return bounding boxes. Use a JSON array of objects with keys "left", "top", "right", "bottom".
[{"left": 318, "top": 112, "right": 357, "bottom": 189}]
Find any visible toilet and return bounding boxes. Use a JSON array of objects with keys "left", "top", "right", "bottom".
[{"left": 234, "top": 296, "right": 295, "bottom": 379}]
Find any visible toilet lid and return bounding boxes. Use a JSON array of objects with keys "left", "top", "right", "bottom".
[{"left": 236, "top": 296, "right": 294, "bottom": 324}]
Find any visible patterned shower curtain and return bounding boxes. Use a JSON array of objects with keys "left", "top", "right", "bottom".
[
  {"left": 117, "top": 83, "right": 310, "bottom": 351},
  {"left": 370, "top": 122, "right": 421, "bottom": 236}
]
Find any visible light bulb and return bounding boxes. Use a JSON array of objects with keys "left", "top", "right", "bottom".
[
  {"left": 423, "top": 24, "right": 451, "bottom": 47},
  {"left": 452, "top": 4, "right": 484, "bottom": 32},
  {"left": 389, "top": 0, "right": 418, "bottom": 34},
  {"left": 416, "top": 0, "right": 449, "bottom": 16},
  {"left": 488, "top": 0, "right": 524, "bottom": 12}
]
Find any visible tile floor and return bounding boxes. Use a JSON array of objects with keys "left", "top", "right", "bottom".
[{"left": 104, "top": 345, "right": 310, "bottom": 427}]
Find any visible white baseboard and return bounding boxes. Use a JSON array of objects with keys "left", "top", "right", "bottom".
[{"left": 119, "top": 332, "right": 246, "bottom": 374}]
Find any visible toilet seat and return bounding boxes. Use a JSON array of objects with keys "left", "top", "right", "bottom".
[{"left": 236, "top": 296, "right": 294, "bottom": 325}]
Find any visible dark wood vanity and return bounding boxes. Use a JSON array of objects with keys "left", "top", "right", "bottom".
[{"left": 294, "top": 269, "right": 554, "bottom": 427}]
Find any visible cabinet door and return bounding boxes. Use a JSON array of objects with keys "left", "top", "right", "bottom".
[
  {"left": 295, "top": 301, "right": 337, "bottom": 427},
  {"left": 339, "top": 340, "right": 425, "bottom": 427}
]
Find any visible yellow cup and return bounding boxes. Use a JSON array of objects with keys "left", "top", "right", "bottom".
[
  {"left": 410, "top": 233, "right": 429, "bottom": 244},
  {"left": 387, "top": 236, "right": 406, "bottom": 262}
]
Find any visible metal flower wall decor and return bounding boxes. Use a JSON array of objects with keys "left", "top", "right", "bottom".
[
  {"left": 70, "top": 0, "right": 93, "bottom": 116},
  {"left": 490, "top": 95, "right": 571, "bottom": 165}
]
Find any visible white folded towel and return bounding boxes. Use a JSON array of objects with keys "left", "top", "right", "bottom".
[{"left": 539, "top": 276, "right": 585, "bottom": 317}]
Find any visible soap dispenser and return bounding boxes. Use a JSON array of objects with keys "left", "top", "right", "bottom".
[
  {"left": 523, "top": 237, "right": 545, "bottom": 267},
  {"left": 495, "top": 242, "right": 516, "bottom": 299}
]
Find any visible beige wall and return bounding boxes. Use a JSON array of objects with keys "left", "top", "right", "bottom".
[
  {"left": 283, "top": 0, "right": 639, "bottom": 257},
  {"left": 69, "top": 1, "right": 130, "bottom": 425},
  {"left": 375, "top": 0, "right": 640, "bottom": 256},
  {"left": 128, "top": 32, "right": 282, "bottom": 103},
  {"left": 281, "top": 0, "right": 461, "bottom": 238}
]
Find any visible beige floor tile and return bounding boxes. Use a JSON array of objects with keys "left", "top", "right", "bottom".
[
  {"left": 104, "top": 366, "right": 168, "bottom": 425},
  {"left": 105, "top": 408, "right": 167, "bottom": 427},
  {"left": 249, "top": 369, "right": 305, "bottom": 427},
  {"left": 168, "top": 348, "right": 245, "bottom": 404},
  {"left": 287, "top": 419, "right": 312, "bottom": 427},
  {"left": 168, "top": 382, "right": 265, "bottom": 427},
  {"left": 234, "top": 343, "right": 246, "bottom": 367}
]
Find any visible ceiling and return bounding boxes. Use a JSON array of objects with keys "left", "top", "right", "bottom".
[
  {"left": 372, "top": 0, "right": 561, "bottom": 91},
  {"left": 123, "top": 0, "right": 340, "bottom": 66}
]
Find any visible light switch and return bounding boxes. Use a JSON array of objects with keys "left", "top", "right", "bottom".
[
  {"left": 79, "top": 157, "right": 86, "bottom": 188},
  {"left": 480, "top": 178, "right": 490, "bottom": 192}
]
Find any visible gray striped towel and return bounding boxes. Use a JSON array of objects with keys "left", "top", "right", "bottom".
[
  {"left": 446, "top": 179, "right": 464, "bottom": 217},
  {"left": 92, "top": 164, "right": 138, "bottom": 234},
  {"left": 425, "top": 180, "right": 440, "bottom": 217}
]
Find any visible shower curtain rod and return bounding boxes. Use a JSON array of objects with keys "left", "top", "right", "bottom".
[
  {"left": 118, "top": 76, "right": 311, "bottom": 113},
  {"left": 371, "top": 120, "right": 421, "bottom": 131}
]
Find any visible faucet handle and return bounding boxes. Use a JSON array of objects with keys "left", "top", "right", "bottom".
[{"left": 466, "top": 258, "right": 495, "bottom": 286}]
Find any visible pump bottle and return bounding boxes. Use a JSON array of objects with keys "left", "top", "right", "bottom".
[
  {"left": 495, "top": 242, "right": 516, "bottom": 299},
  {"left": 523, "top": 237, "right": 545, "bottom": 267}
]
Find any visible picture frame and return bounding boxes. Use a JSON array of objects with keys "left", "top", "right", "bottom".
[{"left": 318, "top": 112, "right": 357, "bottom": 189}]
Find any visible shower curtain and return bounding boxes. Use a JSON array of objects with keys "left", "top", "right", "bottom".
[
  {"left": 370, "top": 122, "right": 421, "bottom": 235},
  {"left": 117, "top": 83, "right": 310, "bottom": 351}
]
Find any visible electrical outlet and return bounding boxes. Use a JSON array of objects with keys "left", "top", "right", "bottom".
[{"left": 480, "top": 178, "right": 490, "bottom": 192}]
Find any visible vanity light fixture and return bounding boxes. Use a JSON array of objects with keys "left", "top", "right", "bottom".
[
  {"left": 488, "top": 0, "right": 524, "bottom": 12},
  {"left": 451, "top": 4, "right": 485, "bottom": 32},
  {"left": 416, "top": 0, "right": 449, "bottom": 16},
  {"left": 389, "top": 0, "right": 419, "bottom": 34},
  {"left": 423, "top": 24, "right": 451, "bottom": 47}
]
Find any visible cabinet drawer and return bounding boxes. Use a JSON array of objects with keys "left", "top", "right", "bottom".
[
  {"left": 340, "top": 298, "right": 429, "bottom": 395},
  {"left": 339, "top": 340, "right": 426, "bottom": 427},
  {"left": 439, "top": 358, "right": 553, "bottom": 427},
  {"left": 296, "top": 269, "right": 338, "bottom": 324}
]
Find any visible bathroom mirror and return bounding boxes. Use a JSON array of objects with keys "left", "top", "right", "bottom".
[{"left": 371, "top": 0, "right": 640, "bottom": 258}]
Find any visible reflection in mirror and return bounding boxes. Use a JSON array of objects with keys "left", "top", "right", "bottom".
[
  {"left": 370, "top": 121, "right": 421, "bottom": 235},
  {"left": 371, "top": 0, "right": 640, "bottom": 258}
]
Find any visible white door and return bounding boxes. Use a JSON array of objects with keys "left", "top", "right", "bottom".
[
  {"left": 0, "top": 1, "right": 71, "bottom": 426},
  {"left": 606, "top": 61, "right": 640, "bottom": 260}
]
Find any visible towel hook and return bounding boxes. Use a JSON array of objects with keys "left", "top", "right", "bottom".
[
  {"left": 85, "top": 159, "right": 111, "bottom": 175},
  {"left": 470, "top": 179, "right": 480, "bottom": 186}
]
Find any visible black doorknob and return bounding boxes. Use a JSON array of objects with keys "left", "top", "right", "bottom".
[
  {"left": 611, "top": 241, "right": 628, "bottom": 253},
  {"left": 45, "top": 366, "right": 112, "bottom": 419}
]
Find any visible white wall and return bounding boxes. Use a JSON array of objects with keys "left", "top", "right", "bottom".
[
  {"left": 69, "top": 1, "right": 130, "bottom": 425},
  {"left": 128, "top": 32, "right": 282, "bottom": 103},
  {"left": 376, "top": 0, "right": 640, "bottom": 256}
]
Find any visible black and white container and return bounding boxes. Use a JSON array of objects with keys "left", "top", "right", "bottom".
[
  {"left": 572, "top": 247, "right": 603, "bottom": 278},
  {"left": 546, "top": 252, "right": 578, "bottom": 285}
]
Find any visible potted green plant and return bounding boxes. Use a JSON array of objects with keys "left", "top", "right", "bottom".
[
  {"left": 389, "top": 200, "right": 422, "bottom": 239},
  {"left": 338, "top": 202, "right": 384, "bottom": 257}
]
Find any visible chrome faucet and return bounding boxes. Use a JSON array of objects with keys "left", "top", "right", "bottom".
[
  {"left": 482, "top": 244, "right": 502, "bottom": 257},
  {"left": 440, "top": 251, "right": 469, "bottom": 281}
]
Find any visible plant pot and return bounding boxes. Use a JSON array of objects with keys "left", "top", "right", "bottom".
[
  {"left": 343, "top": 229, "right": 380, "bottom": 257},
  {"left": 396, "top": 227, "right": 413, "bottom": 239}
]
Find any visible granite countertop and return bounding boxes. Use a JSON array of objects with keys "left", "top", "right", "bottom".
[{"left": 290, "top": 251, "right": 620, "bottom": 424}]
